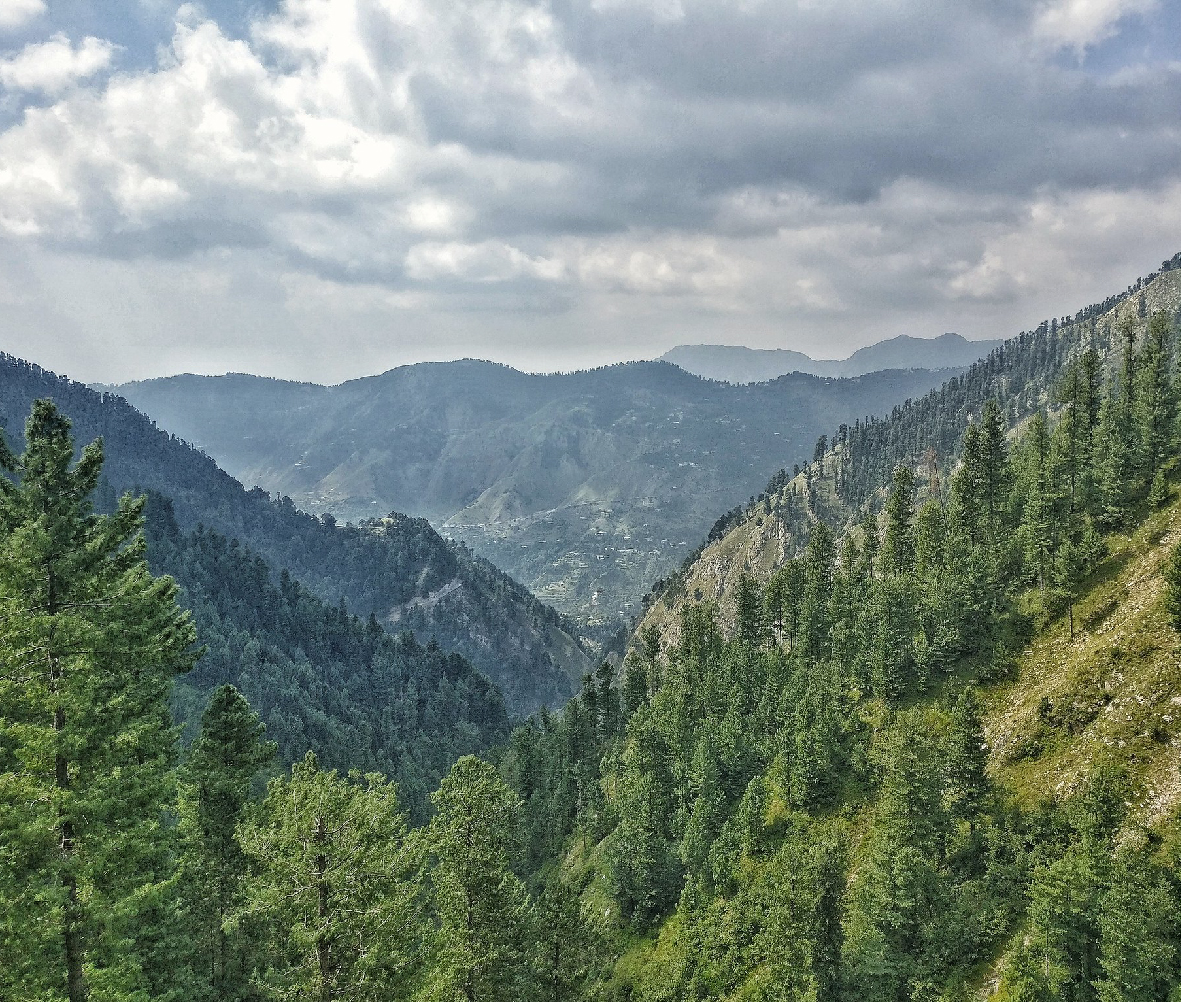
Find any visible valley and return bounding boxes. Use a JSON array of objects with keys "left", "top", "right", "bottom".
[
  {"left": 5, "top": 250, "right": 1181, "bottom": 1002},
  {"left": 110, "top": 360, "right": 962, "bottom": 627}
]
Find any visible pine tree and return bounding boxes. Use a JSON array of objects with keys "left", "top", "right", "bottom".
[
  {"left": 797, "top": 523, "right": 834, "bottom": 663},
  {"left": 734, "top": 574, "right": 766, "bottom": 646},
  {"left": 1164, "top": 540, "right": 1181, "bottom": 634},
  {"left": 945, "top": 688, "right": 988, "bottom": 826},
  {"left": 236, "top": 752, "right": 423, "bottom": 1002},
  {"left": 1055, "top": 349, "right": 1102, "bottom": 515},
  {"left": 425, "top": 755, "right": 532, "bottom": 1002},
  {"left": 1095, "top": 847, "right": 1178, "bottom": 1002},
  {"left": 1096, "top": 316, "right": 1143, "bottom": 522},
  {"left": 621, "top": 653, "right": 649, "bottom": 718},
  {"left": 1018, "top": 411, "right": 1057, "bottom": 592},
  {"left": 880, "top": 465, "right": 916, "bottom": 577},
  {"left": 1136, "top": 311, "right": 1176, "bottom": 504},
  {"left": 0, "top": 400, "right": 199, "bottom": 1002},
  {"left": 529, "top": 876, "right": 605, "bottom": 1002},
  {"left": 177, "top": 685, "right": 276, "bottom": 1000},
  {"left": 764, "top": 561, "right": 804, "bottom": 651}
]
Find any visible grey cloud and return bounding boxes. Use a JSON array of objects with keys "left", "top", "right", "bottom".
[{"left": 1, "top": 0, "right": 1180, "bottom": 382}]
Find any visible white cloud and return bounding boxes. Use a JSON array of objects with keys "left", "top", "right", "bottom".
[
  {"left": 1033, "top": 0, "right": 1158, "bottom": 54},
  {"left": 0, "top": 0, "right": 45, "bottom": 32},
  {"left": 0, "top": 33, "right": 115, "bottom": 94},
  {"left": 575, "top": 237, "right": 745, "bottom": 297},
  {"left": 406, "top": 240, "right": 566, "bottom": 284},
  {"left": 0, "top": 0, "right": 1178, "bottom": 380}
]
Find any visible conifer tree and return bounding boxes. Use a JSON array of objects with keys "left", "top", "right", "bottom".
[
  {"left": 1164, "top": 540, "right": 1181, "bottom": 634},
  {"left": 979, "top": 398, "right": 1015, "bottom": 542},
  {"left": 1018, "top": 411, "right": 1057, "bottom": 592},
  {"left": 529, "top": 876, "right": 605, "bottom": 1002},
  {"left": 1095, "top": 847, "right": 1178, "bottom": 1002},
  {"left": 0, "top": 400, "right": 199, "bottom": 1002},
  {"left": 880, "top": 465, "right": 916, "bottom": 577},
  {"left": 1055, "top": 348, "right": 1102, "bottom": 514},
  {"left": 1136, "top": 311, "right": 1175, "bottom": 506},
  {"left": 797, "top": 523, "right": 834, "bottom": 663},
  {"left": 764, "top": 561, "right": 803, "bottom": 651},
  {"left": 734, "top": 574, "right": 766, "bottom": 646},
  {"left": 236, "top": 752, "right": 423, "bottom": 1002},
  {"left": 425, "top": 755, "right": 532, "bottom": 1002},
  {"left": 178, "top": 685, "right": 276, "bottom": 1000}
]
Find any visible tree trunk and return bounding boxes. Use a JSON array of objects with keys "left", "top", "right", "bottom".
[
  {"left": 52, "top": 625, "right": 87, "bottom": 1002},
  {"left": 315, "top": 815, "right": 331, "bottom": 1002}
]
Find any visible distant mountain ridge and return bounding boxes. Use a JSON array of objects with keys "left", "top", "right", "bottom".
[
  {"left": 661, "top": 332, "right": 1003, "bottom": 383},
  {"left": 110, "top": 360, "right": 960, "bottom": 626},
  {"left": 0, "top": 354, "right": 592, "bottom": 714}
]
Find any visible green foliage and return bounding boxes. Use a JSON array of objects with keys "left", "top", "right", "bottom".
[
  {"left": 0, "top": 352, "right": 590, "bottom": 716},
  {"left": 0, "top": 400, "right": 199, "bottom": 1001},
  {"left": 236, "top": 753, "right": 423, "bottom": 1002},
  {"left": 176, "top": 685, "right": 276, "bottom": 1001},
  {"left": 1165, "top": 540, "right": 1181, "bottom": 633},
  {"left": 424, "top": 756, "right": 531, "bottom": 1002},
  {"left": 144, "top": 495, "right": 509, "bottom": 822}
]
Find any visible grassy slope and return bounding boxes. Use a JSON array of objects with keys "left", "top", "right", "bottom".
[
  {"left": 988, "top": 491, "right": 1181, "bottom": 828},
  {"left": 594, "top": 489, "right": 1181, "bottom": 1002}
]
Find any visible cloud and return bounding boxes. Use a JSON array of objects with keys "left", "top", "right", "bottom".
[
  {"left": 1033, "top": 0, "right": 1158, "bottom": 54},
  {"left": 0, "top": 0, "right": 45, "bottom": 32},
  {"left": 406, "top": 240, "right": 566, "bottom": 284},
  {"left": 0, "top": 0, "right": 1178, "bottom": 381},
  {"left": 0, "top": 34, "right": 116, "bottom": 94}
]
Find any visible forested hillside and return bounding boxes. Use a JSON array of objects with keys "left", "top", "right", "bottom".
[
  {"left": 0, "top": 356, "right": 591, "bottom": 712},
  {"left": 141, "top": 493, "right": 508, "bottom": 822},
  {"left": 638, "top": 252, "right": 1181, "bottom": 643},
  {"left": 475, "top": 251, "right": 1181, "bottom": 1000},
  {"left": 112, "top": 360, "right": 957, "bottom": 624}
]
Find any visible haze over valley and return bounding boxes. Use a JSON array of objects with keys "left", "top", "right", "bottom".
[{"left": 110, "top": 350, "right": 969, "bottom": 626}]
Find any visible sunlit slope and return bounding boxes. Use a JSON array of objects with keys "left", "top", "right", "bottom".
[
  {"left": 637, "top": 263, "right": 1181, "bottom": 651},
  {"left": 988, "top": 497, "right": 1181, "bottom": 826}
]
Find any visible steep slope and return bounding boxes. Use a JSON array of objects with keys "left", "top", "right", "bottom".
[
  {"left": 987, "top": 499, "right": 1181, "bottom": 827},
  {"left": 661, "top": 332, "right": 1002, "bottom": 383},
  {"left": 111, "top": 361, "right": 957, "bottom": 624},
  {"left": 0, "top": 356, "right": 592, "bottom": 713},
  {"left": 142, "top": 495, "right": 508, "bottom": 822},
  {"left": 639, "top": 257, "right": 1181, "bottom": 646},
  {"left": 487, "top": 250, "right": 1181, "bottom": 1002}
]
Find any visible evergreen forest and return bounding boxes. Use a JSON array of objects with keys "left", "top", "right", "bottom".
[{"left": 4, "top": 256, "right": 1181, "bottom": 1002}]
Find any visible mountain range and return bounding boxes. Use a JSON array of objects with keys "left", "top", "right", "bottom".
[
  {"left": 661, "top": 332, "right": 1003, "bottom": 383},
  {"left": 109, "top": 361, "right": 964, "bottom": 626},
  {"left": 0, "top": 355, "right": 591, "bottom": 714}
]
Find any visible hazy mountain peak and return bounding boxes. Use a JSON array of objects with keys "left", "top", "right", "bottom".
[{"left": 661, "top": 331, "right": 1003, "bottom": 383}]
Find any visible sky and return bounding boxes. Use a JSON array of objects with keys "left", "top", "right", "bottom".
[{"left": 1, "top": 0, "right": 1180, "bottom": 384}]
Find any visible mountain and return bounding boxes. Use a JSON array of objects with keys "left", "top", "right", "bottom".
[
  {"left": 142, "top": 494, "right": 508, "bottom": 821},
  {"left": 661, "top": 331, "right": 1003, "bottom": 383},
  {"left": 0, "top": 355, "right": 592, "bottom": 714},
  {"left": 484, "top": 251, "right": 1181, "bottom": 1000},
  {"left": 641, "top": 260, "right": 1181, "bottom": 644},
  {"left": 109, "top": 361, "right": 959, "bottom": 626}
]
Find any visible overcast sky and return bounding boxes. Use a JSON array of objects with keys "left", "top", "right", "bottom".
[{"left": 1, "top": 0, "right": 1180, "bottom": 384}]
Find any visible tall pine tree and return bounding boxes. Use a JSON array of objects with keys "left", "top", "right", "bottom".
[{"left": 0, "top": 400, "right": 199, "bottom": 1002}]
